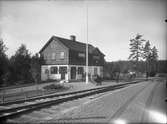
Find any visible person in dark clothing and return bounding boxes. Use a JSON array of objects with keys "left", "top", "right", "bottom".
[
  {"left": 95, "top": 74, "right": 102, "bottom": 85},
  {"left": 115, "top": 72, "right": 120, "bottom": 83}
]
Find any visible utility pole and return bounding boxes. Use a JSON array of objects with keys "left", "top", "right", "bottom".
[{"left": 86, "top": 3, "right": 89, "bottom": 84}]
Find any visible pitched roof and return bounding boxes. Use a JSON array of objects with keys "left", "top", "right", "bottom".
[{"left": 39, "top": 35, "right": 105, "bottom": 56}]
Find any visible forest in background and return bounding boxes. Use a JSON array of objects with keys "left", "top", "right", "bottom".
[{"left": 0, "top": 34, "right": 166, "bottom": 87}]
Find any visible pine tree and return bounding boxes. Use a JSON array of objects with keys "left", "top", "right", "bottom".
[
  {"left": 150, "top": 46, "right": 158, "bottom": 76},
  {"left": 129, "top": 34, "right": 145, "bottom": 72},
  {"left": 151, "top": 46, "right": 158, "bottom": 61},
  {"left": 143, "top": 41, "right": 151, "bottom": 60},
  {"left": 142, "top": 41, "right": 151, "bottom": 77}
]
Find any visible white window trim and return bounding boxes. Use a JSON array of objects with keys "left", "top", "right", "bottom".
[{"left": 60, "top": 51, "right": 65, "bottom": 59}]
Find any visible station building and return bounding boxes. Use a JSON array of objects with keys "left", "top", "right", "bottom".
[{"left": 39, "top": 35, "right": 105, "bottom": 82}]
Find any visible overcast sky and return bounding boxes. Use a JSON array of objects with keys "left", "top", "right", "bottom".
[{"left": 0, "top": 0, "right": 166, "bottom": 61}]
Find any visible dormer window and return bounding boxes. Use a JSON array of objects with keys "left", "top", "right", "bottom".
[
  {"left": 93, "top": 56, "right": 100, "bottom": 59},
  {"left": 78, "top": 53, "right": 85, "bottom": 58}
]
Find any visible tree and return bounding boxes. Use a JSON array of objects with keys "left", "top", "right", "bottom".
[
  {"left": 142, "top": 40, "right": 159, "bottom": 77},
  {"left": 142, "top": 41, "right": 151, "bottom": 77},
  {"left": 149, "top": 46, "right": 158, "bottom": 76},
  {"left": 151, "top": 46, "right": 158, "bottom": 61},
  {"left": 0, "top": 39, "right": 9, "bottom": 86},
  {"left": 9, "top": 44, "right": 32, "bottom": 84},
  {"left": 129, "top": 34, "right": 145, "bottom": 72},
  {"left": 30, "top": 53, "right": 44, "bottom": 85},
  {"left": 143, "top": 41, "right": 151, "bottom": 60}
]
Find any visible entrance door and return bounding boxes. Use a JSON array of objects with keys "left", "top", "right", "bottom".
[
  {"left": 71, "top": 67, "right": 76, "bottom": 80},
  {"left": 59, "top": 67, "right": 67, "bottom": 80},
  {"left": 61, "top": 73, "right": 65, "bottom": 80}
]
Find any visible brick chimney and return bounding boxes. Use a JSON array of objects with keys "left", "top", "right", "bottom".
[{"left": 70, "top": 35, "right": 76, "bottom": 41}]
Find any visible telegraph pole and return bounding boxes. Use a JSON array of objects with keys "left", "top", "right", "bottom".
[{"left": 86, "top": 3, "right": 89, "bottom": 84}]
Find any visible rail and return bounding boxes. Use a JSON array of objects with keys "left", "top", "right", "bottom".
[{"left": 0, "top": 79, "right": 146, "bottom": 122}]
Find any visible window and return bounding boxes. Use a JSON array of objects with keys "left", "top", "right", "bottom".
[
  {"left": 50, "top": 66, "right": 58, "bottom": 74},
  {"left": 45, "top": 69, "right": 49, "bottom": 74},
  {"left": 47, "top": 54, "right": 50, "bottom": 60},
  {"left": 59, "top": 67, "right": 67, "bottom": 74},
  {"left": 78, "top": 67, "right": 84, "bottom": 74},
  {"left": 94, "top": 68, "right": 98, "bottom": 75},
  {"left": 51, "top": 43, "right": 56, "bottom": 48},
  {"left": 52, "top": 53, "right": 56, "bottom": 60},
  {"left": 44, "top": 53, "right": 47, "bottom": 59},
  {"left": 78, "top": 53, "right": 85, "bottom": 58},
  {"left": 60, "top": 52, "right": 65, "bottom": 59},
  {"left": 93, "top": 56, "right": 100, "bottom": 59}
]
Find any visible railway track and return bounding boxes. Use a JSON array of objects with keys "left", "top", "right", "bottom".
[{"left": 0, "top": 80, "right": 146, "bottom": 123}]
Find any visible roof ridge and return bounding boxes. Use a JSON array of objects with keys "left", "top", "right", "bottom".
[
  {"left": 39, "top": 35, "right": 104, "bottom": 56},
  {"left": 53, "top": 35, "right": 93, "bottom": 46}
]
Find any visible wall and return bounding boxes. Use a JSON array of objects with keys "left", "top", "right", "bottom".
[
  {"left": 41, "top": 65, "right": 103, "bottom": 81},
  {"left": 41, "top": 65, "right": 69, "bottom": 81},
  {"left": 41, "top": 39, "right": 69, "bottom": 65}
]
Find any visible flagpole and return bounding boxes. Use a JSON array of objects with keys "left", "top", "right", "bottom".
[{"left": 86, "top": 3, "right": 89, "bottom": 84}]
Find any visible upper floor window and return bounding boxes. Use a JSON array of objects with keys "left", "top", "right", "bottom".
[
  {"left": 50, "top": 66, "right": 58, "bottom": 74},
  {"left": 43, "top": 54, "right": 47, "bottom": 59},
  {"left": 51, "top": 43, "right": 56, "bottom": 48},
  {"left": 60, "top": 52, "right": 65, "bottom": 59},
  {"left": 44, "top": 53, "right": 48, "bottom": 60},
  {"left": 93, "top": 55, "right": 100, "bottom": 59},
  {"left": 78, "top": 53, "right": 85, "bottom": 58},
  {"left": 52, "top": 53, "right": 56, "bottom": 60}
]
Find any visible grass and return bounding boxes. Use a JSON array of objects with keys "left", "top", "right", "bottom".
[{"left": 0, "top": 84, "right": 71, "bottom": 104}]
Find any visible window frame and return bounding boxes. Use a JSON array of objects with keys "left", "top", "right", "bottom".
[
  {"left": 78, "top": 67, "right": 84, "bottom": 74},
  {"left": 51, "top": 52, "right": 56, "bottom": 60},
  {"left": 94, "top": 67, "right": 98, "bottom": 75},
  {"left": 50, "top": 66, "right": 58, "bottom": 74},
  {"left": 78, "top": 53, "right": 85, "bottom": 58},
  {"left": 60, "top": 51, "right": 65, "bottom": 59},
  {"left": 59, "top": 66, "right": 67, "bottom": 74}
]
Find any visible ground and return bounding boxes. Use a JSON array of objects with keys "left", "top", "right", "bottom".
[
  {"left": 0, "top": 80, "right": 126, "bottom": 104},
  {"left": 8, "top": 78, "right": 167, "bottom": 124}
]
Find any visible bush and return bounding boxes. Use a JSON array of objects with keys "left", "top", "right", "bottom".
[
  {"left": 43, "top": 84, "right": 66, "bottom": 90},
  {"left": 149, "top": 71, "right": 156, "bottom": 77}
]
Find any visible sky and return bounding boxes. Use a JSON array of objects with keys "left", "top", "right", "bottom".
[{"left": 0, "top": 0, "right": 166, "bottom": 61}]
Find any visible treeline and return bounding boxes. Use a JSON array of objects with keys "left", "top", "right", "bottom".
[
  {"left": 0, "top": 33, "right": 166, "bottom": 86},
  {"left": 0, "top": 39, "right": 44, "bottom": 87},
  {"left": 104, "top": 33, "right": 166, "bottom": 80},
  {"left": 103, "top": 60, "right": 167, "bottom": 80}
]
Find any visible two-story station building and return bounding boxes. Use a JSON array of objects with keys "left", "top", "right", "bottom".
[{"left": 39, "top": 35, "right": 105, "bottom": 82}]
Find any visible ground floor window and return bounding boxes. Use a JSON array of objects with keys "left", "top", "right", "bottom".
[
  {"left": 94, "top": 67, "right": 98, "bottom": 75},
  {"left": 59, "top": 66, "right": 67, "bottom": 74},
  {"left": 78, "top": 67, "right": 84, "bottom": 74},
  {"left": 44, "top": 69, "right": 49, "bottom": 74},
  {"left": 50, "top": 66, "right": 58, "bottom": 74}
]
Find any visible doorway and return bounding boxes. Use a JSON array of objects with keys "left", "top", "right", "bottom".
[
  {"left": 71, "top": 67, "right": 76, "bottom": 80},
  {"left": 59, "top": 66, "right": 67, "bottom": 80}
]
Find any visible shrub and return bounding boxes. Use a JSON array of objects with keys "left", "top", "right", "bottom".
[{"left": 43, "top": 84, "right": 66, "bottom": 90}]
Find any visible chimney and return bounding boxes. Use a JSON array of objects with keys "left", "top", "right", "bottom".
[{"left": 70, "top": 35, "right": 76, "bottom": 41}]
